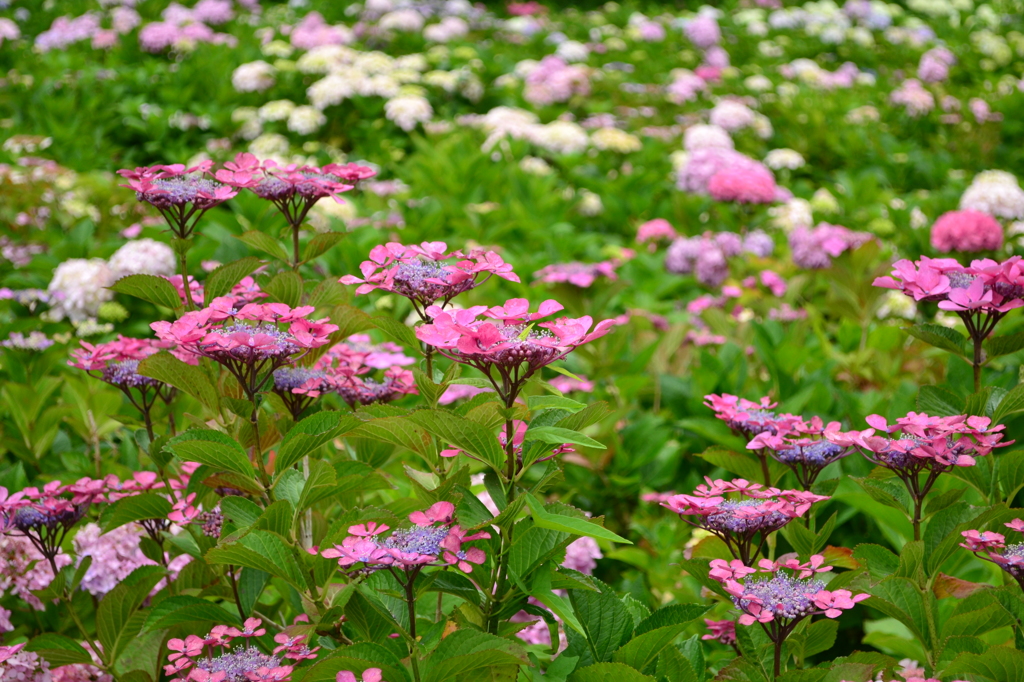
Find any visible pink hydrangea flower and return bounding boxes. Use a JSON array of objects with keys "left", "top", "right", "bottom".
[
  {"left": 930, "top": 210, "right": 1003, "bottom": 253},
  {"left": 118, "top": 161, "right": 236, "bottom": 239},
  {"left": 708, "top": 167, "right": 778, "bottom": 204},
  {"left": 341, "top": 241, "right": 518, "bottom": 315},
  {"left": 533, "top": 260, "right": 621, "bottom": 287}
]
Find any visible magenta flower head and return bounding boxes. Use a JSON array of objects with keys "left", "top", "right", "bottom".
[
  {"left": 321, "top": 502, "right": 488, "bottom": 576},
  {"left": 704, "top": 394, "right": 802, "bottom": 440},
  {"left": 709, "top": 554, "right": 866, "bottom": 637},
  {"left": 151, "top": 301, "right": 338, "bottom": 401},
  {"left": 163, "top": 619, "right": 308, "bottom": 682},
  {"left": 930, "top": 210, "right": 1004, "bottom": 253},
  {"left": 826, "top": 412, "right": 1010, "bottom": 477},
  {"left": 660, "top": 478, "right": 828, "bottom": 563},
  {"left": 118, "top": 161, "right": 236, "bottom": 239},
  {"left": 216, "top": 153, "right": 369, "bottom": 229},
  {"left": 961, "top": 519, "right": 1024, "bottom": 591},
  {"left": 0, "top": 479, "right": 109, "bottom": 569},
  {"left": 707, "top": 167, "right": 778, "bottom": 204},
  {"left": 747, "top": 416, "right": 853, "bottom": 489},
  {"left": 416, "top": 298, "right": 616, "bottom": 405},
  {"left": 702, "top": 619, "right": 737, "bottom": 646},
  {"left": 341, "top": 242, "right": 519, "bottom": 318}
]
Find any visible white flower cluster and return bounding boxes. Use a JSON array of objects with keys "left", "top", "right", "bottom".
[
  {"left": 683, "top": 124, "right": 733, "bottom": 151},
  {"left": 708, "top": 100, "right": 756, "bottom": 131},
  {"left": 108, "top": 238, "right": 176, "bottom": 280},
  {"left": 47, "top": 258, "right": 115, "bottom": 322},
  {"left": 960, "top": 170, "right": 1024, "bottom": 220},
  {"left": 764, "top": 148, "right": 805, "bottom": 170},
  {"left": 385, "top": 95, "right": 433, "bottom": 131},
  {"left": 591, "top": 127, "right": 642, "bottom": 153},
  {"left": 459, "top": 106, "right": 591, "bottom": 156},
  {"left": 231, "top": 60, "right": 276, "bottom": 93}
]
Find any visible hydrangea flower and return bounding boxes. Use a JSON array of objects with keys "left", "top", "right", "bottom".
[
  {"left": 961, "top": 519, "right": 1024, "bottom": 591},
  {"left": 930, "top": 210, "right": 1003, "bottom": 253},
  {"left": 533, "top": 259, "right": 621, "bottom": 287},
  {"left": 748, "top": 417, "right": 853, "bottom": 489},
  {"left": 659, "top": 478, "right": 827, "bottom": 562},
  {"left": 341, "top": 242, "right": 518, "bottom": 317},
  {"left": 321, "top": 502, "right": 489, "bottom": 574},
  {"left": 118, "top": 161, "right": 236, "bottom": 241},
  {"left": 416, "top": 299, "right": 616, "bottom": 405}
]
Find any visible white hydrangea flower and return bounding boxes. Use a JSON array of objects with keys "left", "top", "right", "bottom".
[
  {"left": 231, "top": 60, "right": 276, "bottom": 93},
  {"left": 578, "top": 190, "right": 603, "bottom": 216},
  {"left": 960, "top": 170, "right": 1024, "bottom": 219},
  {"left": 385, "top": 95, "right": 433, "bottom": 131},
  {"left": 519, "top": 156, "right": 553, "bottom": 176},
  {"left": 108, "top": 239, "right": 175, "bottom": 280},
  {"left": 591, "top": 127, "right": 642, "bottom": 153},
  {"left": 249, "top": 133, "right": 291, "bottom": 159},
  {"left": 556, "top": 40, "right": 590, "bottom": 62},
  {"left": 683, "top": 124, "right": 733, "bottom": 151},
  {"left": 287, "top": 106, "right": 327, "bottom": 135},
  {"left": 529, "top": 120, "right": 589, "bottom": 155},
  {"left": 379, "top": 8, "right": 425, "bottom": 32},
  {"left": 764, "top": 148, "right": 805, "bottom": 170},
  {"left": 708, "top": 100, "right": 757, "bottom": 131},
  {"left": 877, "top": 290, "right": 917, "bottom": 320},
  {"left": 258, "top": 99, "right": 296, "bottom": 122},
  {"left": 768, "top": 198, "right": 813, "bottom": 232},
  {"left": 47, "top": 258, "right": 115, "bottom": 322}
]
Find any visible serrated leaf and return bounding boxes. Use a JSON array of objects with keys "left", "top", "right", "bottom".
[
  {"left": 905, "top": 323, "right": 968, "bottom": 357},
  {"left": 167, "top": 429, "right": 256, "bottom": 481},
  {"left": 138, "top": 353, "right": 220, "bottom": 412},
  {"left": 298, "top": 643, "right": 411, "bottom": 682},
  {"left": 526, "top": 426, "right": 606, "bottom": 450},
  {"left": 422, "top": 630, "right": 528, "bottom": 682},
  {"left": 613, "top": 623, "right": 691, "bottom": 673},
  {"left": 275, "top": 411, "right": 360, "bottom": 472},
  {"left": 803, "top": 619, "right": 838, "bottom": 657},
  {"left": 204, "top": 256, "right": 262, "bottom": 306},
  {"left": 985, "top": 330, "right": 1024, "bottom": 359},
  {"left": 100, "top": 493, "right": 173, "bottom": 533},
  {"left": 221, "top": 496, "right": 263, "bottom": 529},
  {"left": 26, "top": 634, "right": 95, "bottom": 666},
  {"left": 371, "top": 315, "right": 420, "bottom": 351},
  {"left": 407, "top": 409, "right": 505, "bottom": 474},
  {"left": 205, "top": 530, "right": 308, "bottom": 590},
  {"left": 264, "top": 270, "right": 304, "bottom": 307},
  {"left": 142, "top": 595, "right": 241, "bottom": 632},
  {"left": 525, "top": 494, "right": 630, "bottom": 544},
  {"left": 303, "top": 232, "right": 345, "bottom": 262},
  {"left": 569, "top": 663, "right": 656, "bottom": 682},
  {"left": 529, "top": 395, "right": 587, "bottom": 413},
  {"left": 110, "top": 274, "right": 183, "bottom": 310},
  {"left": 96, "top": 565, "right": 167, "bottom": 664},
  {"left": 916, "top": 386, "right": 962, "bottom": 417},
  {"left": 566, "top": 580, "right": 635, "bottom": 667},
  {"left": 944, "top": 647, "right": 1024, "bottom": 680},
  {"left": 237, "top": 230, "right": 290, "bottom": 263},
  {"left": 995, "top": 383, "right": 1024, "bottom": 423}
]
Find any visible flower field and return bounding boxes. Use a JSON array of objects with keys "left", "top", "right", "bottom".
[{"left": 3, "top": 0, "right": 1024, "bottom": 681}]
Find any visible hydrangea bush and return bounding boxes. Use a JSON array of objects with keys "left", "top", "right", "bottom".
[{"left": 3, "top": 1, "right": 1024, "bottom": 682}]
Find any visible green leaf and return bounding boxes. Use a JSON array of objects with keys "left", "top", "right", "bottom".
[
  {"left": 96, "top": 565, "right": 167, "bottom": 665},
  {"left": 565, "top": 579, "right": 635, "bottom": 667},
  {"left": 167, "top": 429, "right": 256, "bottom": 481},
  {"left": 298, "top": 643, "right": 411, "bottom": 682},
  {"left": 525, "top": 426, "right": 606, "bottom": 450},
  {"left": 371, "top": 315, "right": 420, "bottom": 351},
  {"left": 307, "top": 279, "right": 349, "bottom": 309},
  {"left": 100, "top": 492, "right": 173, "bottom": 533},
  {"left": 916, "top": 386, "right": 963, "bottom": 417},
  {"left": 944, "top": 647, "right": 1024, "bottom": 681},
  {"left": 303, "top": 232, "right": 345, "bottom": 262},
  {"left": 142, "top": 595, "right": 241, "bottom": 632},
  {"left": 237, "top": 230, "right": 290, "bottom": 263},
  {"left": 422, "top": 630, "right": 528, "bottom": 682},
  {"left": 852, "top": 477, "right": 911, "bottom": 514},
  {"left": 905, "top": 323, "right": 968, "bottom": 357},
  {"left": 525, "top": 494, "right": 631, "bottom": 544},
  {"left": 26, "top": 634, "right": 95, "bottom": 666},
  {"left": 853, "top": 544, "right": 900, "bottom": 580},
  {"left": 632, "top": 604, "right": 710, "bottom": 638},
  {"left": 276, "top": 411, "right": 360, "bottom": 472},
  {"left": 995, "top": 383, "right": 1024, "bottom": 423},
  {"left": 803, "top": 619, "right": 839, "bottom": 657},
  {"left": 865, "top": 577, "right": 930, "bottom": 649},
  {"left": 204, "top": 257, "right": 262, "bottom": 306},
  {"left": 985, "top": 330, "right": 1024, "bottom": 359},
  {"left": 613, "top": 621, "right": 693, "bottom": 673},
  {"left": 407, "top": 409, "right": 505, "bottom": 474},
  {"left": 569, "top": 663, "right": 655, "bottom": 682},
  {"left": 138, "top": 353, "right": 220, "bottom": 412},
  {"left": 698, "top": 446, "right": 785, "bottom": 484},
  {"left": 205, "top": 530, "right": 308, "bottom": 590},
  {"left": 110, "top": 274, "right": 183, "bottom": 310},
  {"left": 221, "top": 496, "right": 263, "bottom": 529},
  {"left": 426, "top": 571, "right": 482, "bottom": 606},
  {"left": 257, "top": 500, "right": 295, "bottom": 536},
  {"left": 656, "top": 646, "right": 700, "bottom": 682},
  {"left": 999, "top": 451, "right": 1024, "bottom": 501},
  {"left": 529, "top": 395, "right": 587, "bottom": 413},
  {"left": 264, "top": 270, "right": 304, "bottom": 307}
]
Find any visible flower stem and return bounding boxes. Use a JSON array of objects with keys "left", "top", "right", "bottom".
[{"left": 178, "top": 248, "right": 194, "bottom": 313}]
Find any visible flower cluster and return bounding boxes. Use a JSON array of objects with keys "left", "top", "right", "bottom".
[
  {"left": 321, "top": 502, "right": 489, "bottom": 574},
  {"left": 533, "top": 258, "right": 624, "bottom": 288},
  {"left": 666, "top": 231, "right": 774, "bottom": 288},
  {"left": 523, "top": 56, "right": 590, "bottom": 106},
  {"left": 961, "top": 519, "right": 1024, "bottom": 588},
  {"left": 151, "top": 300, "right": 337, "bottom": 400},
  {"left": 930, "top": 210, "right": 1003, "bottom": 253},
  {"left": 118, "top": 161, "right": 237, "bottom": 239},
  {"left": 788, "top": 223, "right": 872, "bottom": 269},
  {"left": 164, "top": 618, "right": 318, "bottom": 682},
  {"left": 704, "top": 394, "right": 800, "bottom": 440},
  {"left": 826, "top": 413, "right": 1010, "bottom": 477},
  {"left": 748, "top": 417, "right": 853, "bottom": 489},
  {"left": 660, "top": 478, "right": 827, "bottom": 562},
  {"left": 341, "top": 241, "right": 518, "bottom": 316},
  {"left": 416, "top": 299, "right": 616, "bottom": 403},
  {"left": 710, "top": 555, "right": 866, "bottom": 626}
]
